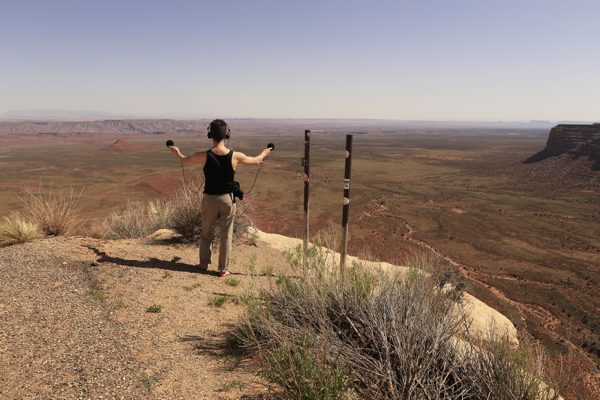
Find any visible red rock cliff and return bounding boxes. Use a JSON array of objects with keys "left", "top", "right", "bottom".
[
  {"left": 525, "top": 124, "right": 600, "bottom": 170},
  {"left": 546, "top": 124, "right": 600, "bottom": 153}
]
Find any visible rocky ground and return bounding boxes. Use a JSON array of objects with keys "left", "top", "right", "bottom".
[{"left": 0, "top": 234, "right": 289, "bottom": 399}]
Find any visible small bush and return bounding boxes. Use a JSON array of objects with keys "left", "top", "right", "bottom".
[
  {"left": 234, "top": 245, "right": 562, "bottom": 400},
  {"left": 0, "top": 213, "right": 43, "bottom": 246},
  {"left": 18, "top": 187, "right": 82, "bottom": 236},
  {"left": 89, "top": 288, "right": 105, "bottom": 301},
  {"left": 233, "top": 292, "right": 259, "bottom": 307},
  {"left": 102, "top": 200, "right": 170, "bottom": 239},
  {"left": 261, "top": 345, "right": 355, "bottom": 400},
  {"left": 263, "top": 265, "right": 274, "bottom": 277},
  {"left": 166, "top": 182, "right": 204, "bottom": 239},
  {"left": 146, "top": 304, "right": 162, "bottom": 313},
  {"left": 148, "top": 200, "right": 172, "bottom": 230},
  {"left": 96, "top": 179, "right": 255, "bottom": 241},
  {"left": 224, "top": 278, "right": 240, "bottom": 287},
  {"left": 208, "top": 295, "right": 228, "bottom": 307},
  {"left": 145, "top": 375, "right": 157, "bottom": 387}
]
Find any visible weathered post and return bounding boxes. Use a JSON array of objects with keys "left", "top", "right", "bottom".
[
  {"left": 302, "top": 130, "right": 311, "bottom": 269},
  {"left": 340, "top": 134, "right": 353, "bottom": 274}
]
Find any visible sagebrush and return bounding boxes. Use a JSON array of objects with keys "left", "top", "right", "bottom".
[{"left": 232, "top": 244, "right": 562, "bottom": 400}]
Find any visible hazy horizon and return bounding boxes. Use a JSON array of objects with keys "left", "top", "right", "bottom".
[
  {"left": 1, "top": 109, "right": 597, "bottom": 125},
  {"left": 2, "top": 0, "right": 599, "bottom": 121}
]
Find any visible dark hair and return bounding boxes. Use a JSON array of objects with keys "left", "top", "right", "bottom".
[{"left": 208, "top": 119, "right": 229, "bottom": 141}]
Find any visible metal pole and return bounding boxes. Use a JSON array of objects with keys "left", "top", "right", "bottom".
[
  {"left": 340, "top": 134, "right": 353, "bottom": 274},
  {"left": 303, "top": 130, "right": 311, "bottom": 270}
]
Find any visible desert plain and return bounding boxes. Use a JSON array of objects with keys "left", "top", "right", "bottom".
[{"left": 1, "top": 119, "right": 599, "bottom": 397}]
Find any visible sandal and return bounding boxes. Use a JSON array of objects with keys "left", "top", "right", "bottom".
[{"left": 219, "top": 270, "right": 231, "bottom": 277}]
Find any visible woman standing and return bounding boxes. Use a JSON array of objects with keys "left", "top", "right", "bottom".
[{"left": 169, "top": 119, "right": 272, "bottom": 277}]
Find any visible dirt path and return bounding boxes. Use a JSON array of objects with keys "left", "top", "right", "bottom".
[{"left": 0, "top": 235, "right": 289, "bottom": 399}]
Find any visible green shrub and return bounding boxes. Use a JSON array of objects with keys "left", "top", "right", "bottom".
[
  {"left": 146, "top": 304, "right": 161, "bottom": 313},
  {"left": 263, "top": 264, "right": 274, "bottom": 277},
  {"left": 208, "top": 295, "right": 228, "bottom": 307},
  {"left": 224, "top": 278, "right": 240, "bottom": 287},
  {"left": 89, "top": 288, "right": 105, "bottom": 301},
  {"left": 234, "top": 244, "right": 562, "bottom": 400},
  {"left": 345, "top": 261, "right": 376, "bottom": 300},
  {"left": 262, "top": 345, "right": 354, "bottom": 400}
]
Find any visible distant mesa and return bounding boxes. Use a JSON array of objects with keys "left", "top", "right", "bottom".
[
  {"left": 102, "top": 138, "right": 146, "bottom": 152},
  {"left": 0, "top": 119, "right": 207, "bottom": 136},
  {"left": 525, "top": 123, "right": 600, "bottom": 170}
]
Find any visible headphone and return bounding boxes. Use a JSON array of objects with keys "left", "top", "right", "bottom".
[{"left": 207, "top": 120, "right": 231, "bottom": 141}]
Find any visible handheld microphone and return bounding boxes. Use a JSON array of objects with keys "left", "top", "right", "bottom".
[
  {"left": 166, "top": 140, "right": 174, "bottom": 147},
  {"left": 267, "top": 143, "right": 275, "bottom": 150}
]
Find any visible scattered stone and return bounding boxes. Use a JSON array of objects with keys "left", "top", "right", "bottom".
[{"left": 146, "top": 229, "right": 182, "bottom": 242}]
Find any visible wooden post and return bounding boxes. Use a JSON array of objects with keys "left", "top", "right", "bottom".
[
  {"left": 303, "top": 130, "right": 311, "bottom": 269},
  {"left": 340, "top": 134, "right": 353, "bottom": 274}
]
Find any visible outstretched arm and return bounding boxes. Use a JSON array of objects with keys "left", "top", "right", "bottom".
[
  {"left": 169, "top": 146, "right": 207, "bottom": 166},
  {"left": 234, "top": 148, "right": 272, "bottom": 166}
]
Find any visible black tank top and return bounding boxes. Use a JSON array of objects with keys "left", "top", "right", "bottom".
[{"left": 203, "top": 149, "right": 235, "bottom": 195}]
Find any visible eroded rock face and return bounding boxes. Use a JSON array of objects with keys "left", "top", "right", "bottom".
[
  {"left": 546, "top": 124, "right": 600, "bottom": 152},
  {"left": 525, "top": 123, "right": 600, "bottom": 169}
]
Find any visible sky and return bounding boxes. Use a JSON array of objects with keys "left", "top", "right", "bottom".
[{"left": 1, "top": 0, "right": 599, "bottom": 121}]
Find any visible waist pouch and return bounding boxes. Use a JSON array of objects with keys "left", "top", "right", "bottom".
[{"left": 231, "top": 181, "right": 244, "bottom": 203}]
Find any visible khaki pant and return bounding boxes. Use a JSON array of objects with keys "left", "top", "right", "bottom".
[{"left": 200, "top": 194, "right": 236, "bottom": 271}]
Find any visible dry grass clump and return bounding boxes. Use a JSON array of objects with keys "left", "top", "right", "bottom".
[
  {"left": 18, "top": 188, "right": 82, "bottom": 236},
  {"left": 100, "top": 180, "right": 255, "bottom": 242},
  {"left": 232, "top": 208, "right": 256, "bottom": 243},
  {"left": 232, "top": 244, "right": 562, "bottom": 400},
  {"left": 165, "top": 183, "right": 203, "bottom": 239},
  {"left": 102, "top": 200, "right": 172, "bottom": 239},
  {"left": 0, "top": 213, "right": 44, "bottom": 246},
  {"left": 166, "top": 182, "right": 255, "bottom": 242},
  {"left": 405, "top": 250, "right": 466, "bottom": 302}
]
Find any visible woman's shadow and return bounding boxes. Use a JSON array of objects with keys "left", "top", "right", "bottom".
[{"left": 83, "top": 244, "right": 223, "bottom": 276}]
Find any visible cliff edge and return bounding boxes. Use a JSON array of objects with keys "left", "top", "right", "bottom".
[{"left": 525, "top": 123, "right": 600, "bottom": 170}]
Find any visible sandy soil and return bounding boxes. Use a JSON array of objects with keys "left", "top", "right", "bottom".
[{"left": 0, "top": 235, "right": 289, "bottom": 400}]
